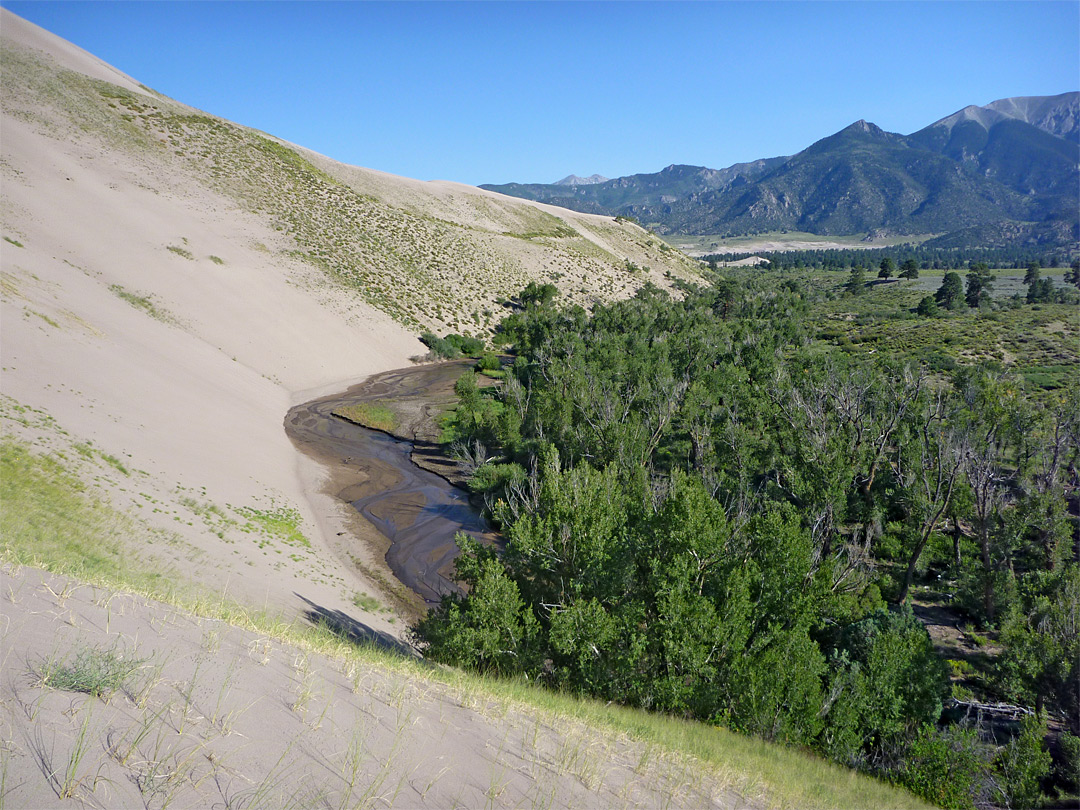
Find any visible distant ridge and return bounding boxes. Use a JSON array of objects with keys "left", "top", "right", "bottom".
[
  {"left": 554, "top": 173, "right": 609, "bottom": 186},
  {"left": 483, "top": 94, "right": 1079, "bottom": 250},
  {"left": 924, "top": 92, "right": 1079, "bottom": 143}
]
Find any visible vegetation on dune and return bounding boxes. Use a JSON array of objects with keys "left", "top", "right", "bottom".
[
  {"left": 0, "top": 45, "right": 698, "bottom": 336},
  {"left": 416, "top": 271, "right": 1079, "bottom": 808}
]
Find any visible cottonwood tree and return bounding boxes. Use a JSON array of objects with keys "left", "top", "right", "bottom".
[
  {"left": 954, "top": 368, "right": 1026, "bottom": 623},
  {"left": 895, "top": 387, "right": 965, "bottom": 605}
]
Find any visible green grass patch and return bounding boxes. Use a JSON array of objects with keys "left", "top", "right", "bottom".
[
  {"left": 4, "top": 236, "right": 24, "bottom": 248},
  {"left": 332, "top": 402, "right": 398, "bottom": 433},
  {"left": 166, "top": 244, "right": 194, "bottom": 260},
  {"left": 232, "top": 504, "right": 310, "bottom": 548},
  {"left": 0, "top": 439, "right": 172, "bottom": 592},
  {"left": 351, "top": 592, "right": 383, "bottom": 613},
  {"left": 26, "top": 308, "right": 60, "bottom": 329},
  {"left": 38, "top": 643, "right": 146, "bottom": 697},
  {"left": 108, "top": 284, "right": 174, "bottom": 324}
]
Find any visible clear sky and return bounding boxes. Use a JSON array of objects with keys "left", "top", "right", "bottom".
[{"left": 3, "top": 1, "right": 1077, "bottom": 186}]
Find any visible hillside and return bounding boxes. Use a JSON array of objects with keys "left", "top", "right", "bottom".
[
  {"left": 0, "top": 7, "right": 698, "bottom": 621},
  {"left": 482, "top": 95, "right": 1079, "bottom": 249}
]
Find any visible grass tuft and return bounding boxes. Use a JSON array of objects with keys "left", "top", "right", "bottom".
[{"left": 38, "top": 643, "right": 146, "bottom": 697}]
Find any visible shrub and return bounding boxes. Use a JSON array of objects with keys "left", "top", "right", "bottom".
[
  {"left": 469, "top": 462, "right": 526, "bottom": 498},
  {"left": 476, "top": 351, "right": 501, "bottom": 372},
  {"left": 1058, "top": 732, "right": 1080, "bottom": 794},
  {"left": 996, "top": 714, "right": 1052, "bottom": 809},
  {"left": 917, "top": 296, "right": 939, "bottom": 317},
  {"left": 892, "top": 724, "right": 991, "bottom": 810},
  {"left": 445, "top": 333, "right": 485, "bottom": 357},
  {"left": 420, "top": 331, "right": 460, "bottom": 359}
]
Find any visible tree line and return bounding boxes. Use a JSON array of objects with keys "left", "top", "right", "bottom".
[{"left": 704, "top": 246, "right": 1076, "bottom": 273}]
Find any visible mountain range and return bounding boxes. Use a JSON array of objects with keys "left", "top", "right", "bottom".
[{"left": 482, "top": 93, "right": 1080, "bottom": 250}]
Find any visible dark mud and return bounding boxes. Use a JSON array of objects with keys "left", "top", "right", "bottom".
[{"left": 285, "top": 362, "right": 494, "bottom": 607}]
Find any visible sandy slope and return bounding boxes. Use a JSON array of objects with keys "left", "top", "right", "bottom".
[
  {"left": 0, "top": 6, "right": 697, "bottom": 638},
  {"left": 0, "top": 564, "right": 748, "bottom": 809},
  {"left": 0, "top": 10, "right": 422, "bottom": 639}
]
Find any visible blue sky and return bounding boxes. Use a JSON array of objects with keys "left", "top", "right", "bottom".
[{"left": 4, "top": 2, "right": 1078, "bottom": 186}]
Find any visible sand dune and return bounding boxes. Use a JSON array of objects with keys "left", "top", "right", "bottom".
[
  {"left": 1, "top": 563, "right": 746, "bottom": 809},
  {"left": 1, "top": 14, "right": 426, "bottom": 640},
  {"left": 0, "top": 7, "right": 697, "bottom": 632}
]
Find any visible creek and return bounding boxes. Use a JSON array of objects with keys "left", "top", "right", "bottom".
[{"left": 285, "top": 363, "right": 490, "bottom": 607}]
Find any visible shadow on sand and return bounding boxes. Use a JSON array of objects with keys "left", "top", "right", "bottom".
[{"left": 295, "top": 593, "right": 416, "bottom": 657}]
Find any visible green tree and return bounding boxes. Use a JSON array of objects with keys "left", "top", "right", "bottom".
[
  {"left": 953, "top": 367, "right": 1027, "bottom": 623},
  {"left": 916, "top": 296, "right": 938, "bottom": 316},
  {"left": 1026, "top": 277, "right": 1055, "bottom": 304},
  {"left": 895, "top": 389, "right": 964, "bottom": 604},
  {"left": 878, "top": 257, "right": 896, "bottom": 281},
  {"left": 476, "top": 351, "right": 501, "bottom": 372},
  {"left": 900, "top": 259, "right": 920, "bottom": 280},
  {"left": 965, "top": 262, "right": 993, "bottom": 308},
  {"left": 892, "top": 725, "right": 991, "bottom": 810},
  {"left": 413, "top": 535, "right": 538, "bottom": 676},
  {"left": 520, "top": 281, "right": 558, "bottom": 309},
  {"left": 845, "top": 266, "right": 866, "bottom": 295},
  {"left": 1066, "top": 260, "right": 1080, "bottom": 290},
  {"left": 1023, "top": 261, "right": 1041, "bottom": 286},
  {"left": 998, "top": 566, "right": 1080, "bottom": 722},
  {"left": 995, "top": 714, "right": 1052, "bottom": 810},
  {"left": 935, "top": 272, "right": 965, "bottom": 310},
  {"left": 822, "top": 607, "right": 948, "bottom": 762}
]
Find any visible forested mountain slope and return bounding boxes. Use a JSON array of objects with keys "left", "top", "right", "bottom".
[{"left": 483, "top": 94, "right": 1079, "bottom": 249}]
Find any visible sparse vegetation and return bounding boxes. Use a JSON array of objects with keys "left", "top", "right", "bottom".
[
  {"left": 0, "top": 44, "right": 698, "bottom": 337},
  {"left": 108, "top": 284, "right": 175, "bottom": 324},
  {"left": 37, "top": 643, "right": 146, "bottom": 697},
  {"left": 352, "top": 591, "right": 383, "bottom": 613},
  {"left": 166, "top": 244, "right": 194, "bottom": 260}
]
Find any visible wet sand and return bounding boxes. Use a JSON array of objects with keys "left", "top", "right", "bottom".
[{"left": 285, "top": 362, "right": 495, "bottom": 607}]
